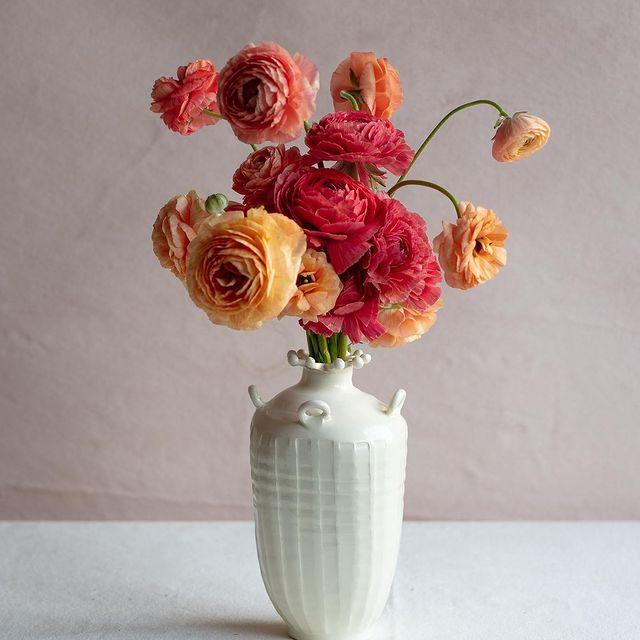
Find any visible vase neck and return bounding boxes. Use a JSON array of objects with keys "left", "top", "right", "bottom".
[{"left": 299, "top": 366, "right": 354, "bottom": 390}]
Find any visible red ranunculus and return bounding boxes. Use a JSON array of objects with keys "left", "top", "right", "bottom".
[
  {"left": 364, "top": 196, "right": 442, "bottom": 309},
  {"left": 150, "top": 59, "right": 220, "bottom": 135},
  {"left": 303, "top": 274, "right": 384, "bottom": 344},
  {"left": 274, "top": 166, "right": 382, "bottom": 274},
  {"left": 305, "top": 111, "right": 413, "bottom": 177},
  {"left": 232, "top": 145, "right": 302, "bottom": 209}
]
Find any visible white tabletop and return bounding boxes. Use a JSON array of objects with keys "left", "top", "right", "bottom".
[{"left": 2, "top": 522, "right": 639, "bottom": 639}]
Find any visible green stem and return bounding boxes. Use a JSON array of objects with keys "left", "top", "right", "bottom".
[
  {"left": 316, "top": 335, "right": 332, "bottom": 364},
  {"left": 395, "top": 99, "right": 509, "bottom": 184},
  {"left": 202, "top": 108, "right": 226, "bottom": 119},
  {"left": 339, "top": 90, "right": 360, "bottom": 111},
  {"left": 250, "top": 143, "right": 258, "bottom": 152},
  {"left": 304, "top": 120, "right": 312, "bottom": 133},
  {"left": 337, "top": 332, "right": 349, "bottom": 360},
  {"left": 327, "top": 334, "right": 338, "bottom": 361},
  {"left": 387, "top": 180, "right": 460, "bottom": 218}
]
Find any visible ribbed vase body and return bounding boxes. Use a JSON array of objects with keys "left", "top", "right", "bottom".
[{"left": 249, "top": 365, "right": 407, "bottom": 640}]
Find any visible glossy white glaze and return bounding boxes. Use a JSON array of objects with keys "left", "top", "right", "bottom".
[{"left": 249, "top": 353, "right": 407, "bottom": 640}]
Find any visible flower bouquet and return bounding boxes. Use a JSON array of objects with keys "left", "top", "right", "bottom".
[{"left": 150, "top": 43, "right": 549, "bottom": 640}]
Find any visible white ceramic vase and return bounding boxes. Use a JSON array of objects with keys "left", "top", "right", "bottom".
[{"left": 248, "top": 350, "right": 408, "bottom": 640}]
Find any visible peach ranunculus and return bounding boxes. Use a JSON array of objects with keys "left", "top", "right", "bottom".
[
  {"left": 280, "top": 249, "right": 342, "bottom": 322},
  {"left": 217, "top": 42, "right": 319, "bottom": 145},
  {"left": 186, "top": 207, "right": 306, "bottom": 330},
  {"left": 150, "top": 60, "right": 220, "bottom": 135},
  {"left": 330, "top": 52, "right": 403, "bottom": 119},
  {"left": 371, "top": 298, "right": 444, "bottom": 348},
  {"left": 492, "top": 112, "right": 550, "bottom": 162},
  {"left": 152, "top": 191, "right": 209, "bottom": 280},
  {"left": 433, "top": 201, "right": 508, "bottom": 290}
]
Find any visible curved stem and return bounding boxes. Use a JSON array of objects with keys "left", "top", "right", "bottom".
[
  {"left": 387, "top": 180, "right": 460, "bottom": 218},
  {"left": 339, "top": 90, "right": 360, "bottom": 111},
  {"left": 202, "top": 108, "right": 225, "bottom": 119},
  {"left": 395, "top": 99, "right": 509, "bottom": 184}
]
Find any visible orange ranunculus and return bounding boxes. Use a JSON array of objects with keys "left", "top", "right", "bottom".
[
  {"left": 433, "top": 202, "right": 508, "bottom": 290},
  {"left": 280, "top": 249, "right": 342, "bottom": 322},
  {"left": 330, "top": 52, "right": 403, "bottom": 119},
  {"left": 371, "top": 298, "right": 444, "bottom": 348},
  {"left": 152, "top": 190, "right": 209, "bottom": 280},
  {"left": 186, "top": 207, "right": 306, "bottom": 330},
  {"left": 492, "top": 112, "right": 550, "bottom": 162}
]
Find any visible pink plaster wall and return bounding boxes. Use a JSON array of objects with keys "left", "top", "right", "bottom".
[{"left": 1, "top": 0, "right": 639, "bottom": 520}]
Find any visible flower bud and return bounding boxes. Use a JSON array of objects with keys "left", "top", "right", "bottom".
[
  {"left": 205, "top": 193, "right": 228, "bottom": 214},
  {"left": 492, "top": 112, "right": 550, "bottom": 162}
]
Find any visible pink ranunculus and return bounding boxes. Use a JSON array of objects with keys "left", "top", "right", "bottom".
[
  {"left": 303, "top": 275, "right": 384, "bottom": 344},
  {"left": 150, "top": 60, "right": 220, "bottom": 135},
  {"left": 232, "top": 144, "right": 302, "bottom": 210},
  {"left": 364, "top": 197, "right": 442, "bottom": 309},
  {"left": 274, "top": 166, "right": 383, "bottom": 274},
  {"left": 305, "top": 111, "right": 414, "bottom": 177},
  {"left": 218, "top": 42, "right": 319, "bottom": 144}
]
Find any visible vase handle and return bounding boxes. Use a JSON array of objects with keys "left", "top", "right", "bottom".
[
  {"left": 386, "top": 389, "right": 406, "bottom": 416},
  {"left": 248, "top": 385, "right": 266, "bottom": 409},
  {"left": 297, "top": 400, "right": 331, "bottom": 429}
]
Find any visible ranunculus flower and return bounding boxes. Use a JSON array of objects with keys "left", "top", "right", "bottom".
[
  {"left": 305, "top": 111, "right": 413, "bottom": 178},
  {"left": 364, "top": 197, "right": 441, "bottom": 310},
  {"left": 303, "top": 275, "right": 384, "bottom": 344},
  {"left": 152, "top": 191, "right": 209, "bottom": 279},
  {"left": 371, "top": 298, "right": 444, "bottom": 348},
  {"left": 280, "top": 250, "right": 342, "bottom": 322},
  {"left": 433, "top": 201, "right": 508, "bottom": 290},
  {"left": 330, "top": 51, "right": 403, "bottom": 119},
  {"left": 218, "top": 42, "right": 319, "bottom": 144},
  {"left": 232, "top": 144, "right": 302, "bottom": 209},
  {"left": 492, "top": 112, "right": 550, "bottom": 162},
  {"left": 150, "top": 60, "right": 220, "bottom": 135},
  {"left": 274, "top": 167, "right": 382, "bottom": 274},
  {"left": 186, "top": 207, "right": 306, "bottom": 330}
]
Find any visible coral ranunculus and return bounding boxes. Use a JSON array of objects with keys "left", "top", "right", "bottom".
[
  {"left": 372, "top": 298, "right": 444, "bottom": 348},
  {"left": 152, "top": 191, "right": 209, "bottom": 280},
  {"left": 218, "top": 42, "right": 319, "bottom": 144},
  {"left": 304, "top": 275, "right": 385, "bottom": 344},
  {"left": 492, "top": 112, "right": 551, "bottom": 162},
  {"left": 150, "top": 60, "right": 220, "bottom": 135},
  {"left": 305, "top": 111, "right": 413, "bottom": 177},
  {"left": 232, "top": 144, "right": 301, "bottom": 210},
  {"left": 281, "top": 249, "right": 342, "bottom": 322},
  {"left": 433, "top": 201, "right": 508, "bottom": 290},
  {"left": 364, "top": 197, "right": 441, "bottom": 309},
  {"left": 330, "top": 51, "right": 403, "bottom": 119},
  {"left": 186, "top": 207, "right": 307, "bottom": 330},
  {"left": 274, "top": 167, "right": 382, "bottom": 274}
]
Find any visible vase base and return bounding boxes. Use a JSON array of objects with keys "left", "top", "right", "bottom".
[{"left": 288, "top": 627, "right": 372, "bottom": 640}]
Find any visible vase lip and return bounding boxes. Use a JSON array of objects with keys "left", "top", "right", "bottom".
[{"left": 286, "top": 348, "right": 372, "bottom": 373}]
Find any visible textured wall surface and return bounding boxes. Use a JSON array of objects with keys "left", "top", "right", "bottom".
[{"left": 1, "top": 0, "right": 639, "bottom": 520}]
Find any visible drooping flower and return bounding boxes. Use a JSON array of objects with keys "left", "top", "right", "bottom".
[
  {"left": 280, "top": 250, "right": 342, "bottom": 322},
  {"left": 364, "top": 197, "right": 441, "bottom": 309},
  {"left": 492, "top": 112, "right": 550, "bottom": 162},
  {"left": 330, "top": 51, "right": 403, "bottom": 119},
  {"left": 218, "top": 42, "right": 319, "bottom": 144},
  {"left": 233, "top": 144, "right": 302, "bottom": 209},
  {"left": 303, "top": 274, "right": 384, "bottom": 344},
  {"left": 305, "top": 111, "right": 413, "bottom": 178},
  {"left": 274, "top": 167, "right": 382, "bottom": 274},
  {"left": 371, "top": 298, "right": 444, "bottom": 348},
  {"left": 152, "top": 191, "right": 209, "bottom": 279},
  {"left": 186, "top": 207, "right": 306, "bottom": 330},
  {"left": 150, "top": 60, "right": 220, "bottom": 135},
  {"left": 433, "top": 201, "right": 508, "bottom": 290}
]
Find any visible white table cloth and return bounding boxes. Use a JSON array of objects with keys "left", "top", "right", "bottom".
[{"left": 2, "top": 522, "right": 639, "bottom": 639}]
